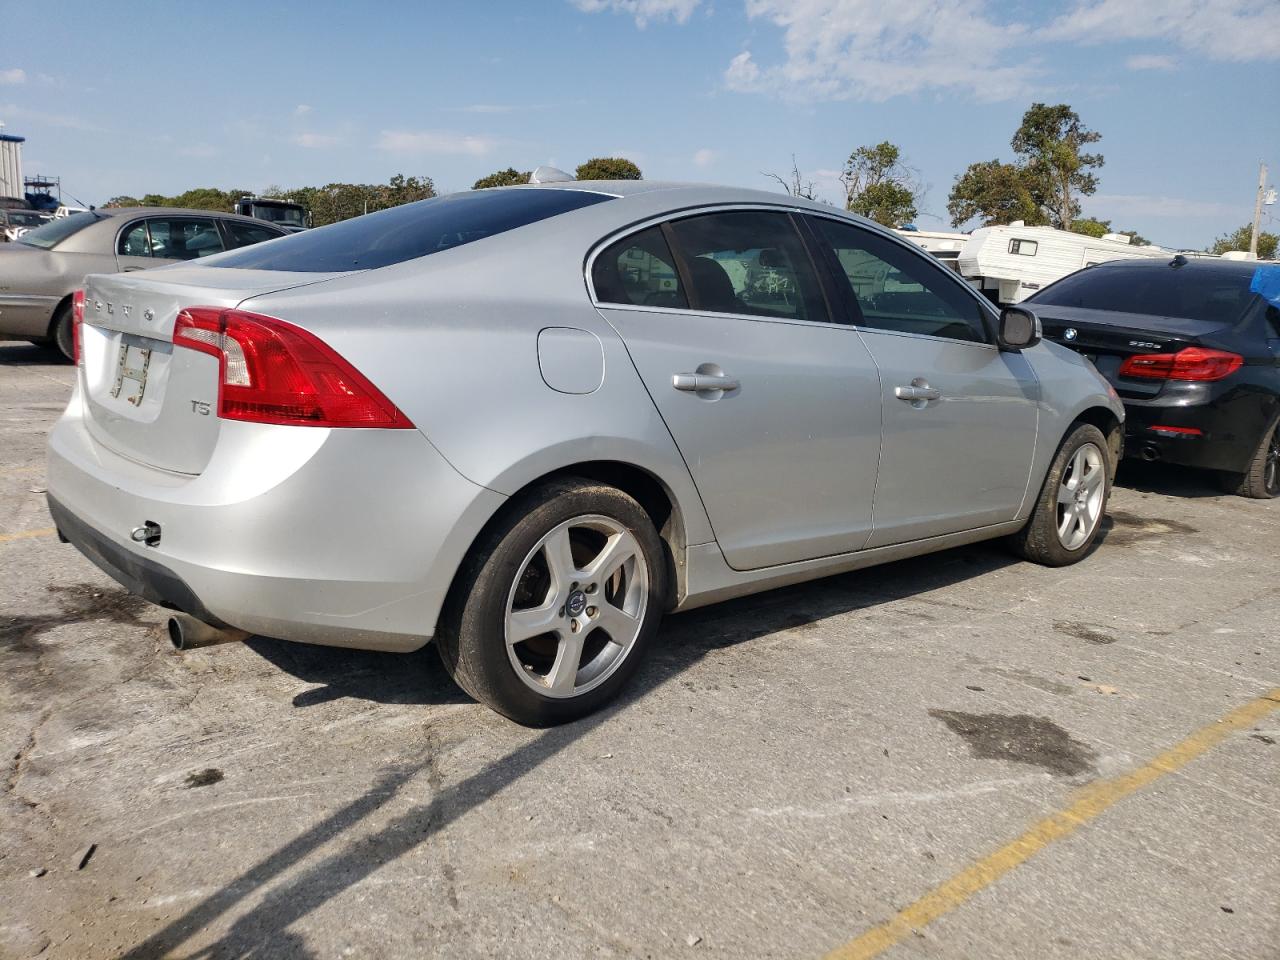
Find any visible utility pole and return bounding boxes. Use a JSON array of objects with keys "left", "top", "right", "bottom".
[{"left": 1250, "top": 161, "right": 1267, "bottom": 258}]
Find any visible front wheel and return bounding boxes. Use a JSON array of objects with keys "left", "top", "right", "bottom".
[
  {"left": 1218, "top": 413, "right": 1280, "bottom": 499},
  {"left": 1009, "top": 422, "right": 1111, "bottom": 566},
  {"left": 436, "top": 479, "right": 667, "bottom": 725}
]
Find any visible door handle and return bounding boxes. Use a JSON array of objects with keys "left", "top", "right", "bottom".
[
  {"left": 673, "top": 372, "right": 740, "bottom": 392},
  {"left": 894, "top": 379, "right": 942, "bottom": 405}
]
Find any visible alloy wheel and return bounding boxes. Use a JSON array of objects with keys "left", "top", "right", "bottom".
[
  {"left": 1056, "top": 442, "right": 1105, "bottom": 550},
  {"left": 1266, "top": 424, "right": 1280, "bottom": 497},
  {"left": 504, "top": 514, "right": 649, "bottom": 698}
]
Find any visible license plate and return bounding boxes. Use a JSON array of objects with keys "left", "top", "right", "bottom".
[{"left": 111, "top": 342, "right": 153, "bottom": 406}]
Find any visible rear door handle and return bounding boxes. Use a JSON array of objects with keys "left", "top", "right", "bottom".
[{"left": 673, "top": 373, "right": 740, "bottom": 392}]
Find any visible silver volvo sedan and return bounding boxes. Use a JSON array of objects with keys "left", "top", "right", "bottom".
[{"left": 46, "top": 178, "right": 1123, "bottom": 724}]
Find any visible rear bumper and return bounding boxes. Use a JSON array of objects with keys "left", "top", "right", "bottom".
[
  {"left": 46, "top": 393, "right": 506, "bottom": 652},
  {"left": 1122, "top": 397, "right": 1262, "bottom": 473}
]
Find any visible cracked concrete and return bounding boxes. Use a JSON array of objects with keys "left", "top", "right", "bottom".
[{"left": 1, "top": 341, "right": 1278, "bottom": 960}]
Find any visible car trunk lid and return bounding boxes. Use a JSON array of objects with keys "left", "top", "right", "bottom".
[
  {"left": 1035, "top": 306, "right": 1229, "bottom": 399},
  {"left": 79, "top": 266, "right": 351, "bottom": 474}
]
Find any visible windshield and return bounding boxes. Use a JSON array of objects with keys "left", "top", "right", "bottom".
[
  {"left": 251, "top": 204, "right": 306, "bottom": 227},
  {"left": 16, "top": 211, "right": 102, "bottom": 249},
  {"left": 1030, "top": 264, "right": 1258, "bottom": 324},
  {"left": 209, "top": 188, "right": 613, "bottom": 272}
]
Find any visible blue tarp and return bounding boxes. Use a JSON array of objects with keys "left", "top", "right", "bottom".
[{"left": 1250, "top": 264, "right": 1280, "bottom": 308}]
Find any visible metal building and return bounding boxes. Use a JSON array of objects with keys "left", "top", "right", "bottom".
[{"left": 0, "top": 130, "right": 24, "bottom": 200}]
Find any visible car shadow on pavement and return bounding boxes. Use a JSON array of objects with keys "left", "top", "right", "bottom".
[
  {"left": 115, "top": 541, "right": 1019, "bottom": 959},
  {"left": 1113, "top": 459, "right": 1226, "bottom": 499},
  {"left": 0, "top": 341, "right": 64, "bottom": 365}
]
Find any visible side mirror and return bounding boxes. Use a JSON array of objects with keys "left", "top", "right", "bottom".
[{"left": 998, "top": 305, "right": 1042, "bottom": 351}]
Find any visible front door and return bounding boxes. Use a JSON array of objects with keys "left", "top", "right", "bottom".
[
  {"left": 805, "top": 215, "right": 1040, "bottom": 547},
  {"left": 592, "top": 210, "right": 884, "bottom": 570}
]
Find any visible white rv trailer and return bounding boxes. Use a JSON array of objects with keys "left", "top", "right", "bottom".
[
  {"left": 894, "top": 229, "right": 970, "bottom": 272},
  {"left": 957, "top": 223, "right": 1167, "bottom": 305}
]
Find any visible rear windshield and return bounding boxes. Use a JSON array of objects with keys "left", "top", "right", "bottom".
[
  {"left": 1031, "top": 264, "right": 1257, "bottom": 323},
  {"left": 207, "top": 188, "right": 614, "bottom": 272},
  {"left": 17, "top": 211, "right": 103, "bottom": 250}
]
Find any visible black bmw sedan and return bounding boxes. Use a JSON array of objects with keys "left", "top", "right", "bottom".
[{"left": 1027, "top": 256, "right": 1280, "bottom": 498}]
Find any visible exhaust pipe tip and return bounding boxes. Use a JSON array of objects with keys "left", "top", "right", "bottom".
[
  {"left": 167, "top": 613, "right": 249, "bottom": 651},
  {"left": 1140, "top": 443, "right": 1161, "bottom": 462}
]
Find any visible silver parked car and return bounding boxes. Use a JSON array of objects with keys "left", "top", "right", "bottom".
[
  {"left": 0, "top": 207, "right": 288, "bottom": 358},
  {"left": 47, "top": 180, "right": 1123, "bottom": 724}
]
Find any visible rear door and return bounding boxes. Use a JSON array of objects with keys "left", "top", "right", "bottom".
[
  {"left": 593, "top": 209, "right": 884, "bottom": 570},
  {"left": 805, "top": 215, "right": 1040, "bottom": 547}
]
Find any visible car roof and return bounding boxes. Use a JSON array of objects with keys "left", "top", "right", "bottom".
[
  {"left": 97, "top": 206, "right": 279, "bottom": 222},
  {"left": 1086, "top": 256, "right": 1263, "bottom": 281},
  {"left": 513, "top": 179, "right": 842, "bottom": 213}
]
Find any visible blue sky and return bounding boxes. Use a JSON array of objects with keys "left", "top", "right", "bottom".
[{"left": 1, "top": 0, "right": 1276, "bottom": 249}]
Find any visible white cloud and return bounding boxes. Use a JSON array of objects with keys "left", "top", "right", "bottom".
[
  {"left": 726, "top": 0, "right": 1036, "bottom": 102},
  {"left": 292, "top": 132, "right": 340, "bottom": 148},
  {"left": 376, "top": 129, "right": 496, "bottom": 156},
  {"left": 571, "top": 0, "right": 702, "bottom": 27},
  {"left": 293, "top": 104, "right": 313, "bottom": 117},
  {"left": 0, "top": 102, "right": 99, "bottom": 131},
  {"left": 0, "top": 68, "right": 26, "bottom": 85},
  {"left": 1085, "top": 193, "right": 1240, "bottom": 220},
  {"left": 693, "top": 147, "right": 717, "bottom": 167},
  {"left": 1046, "top": 0, "right": 1280, "bottom": 62},
  {"left": 1125, "top": 54, "right": 1177, "bottom": 72}
]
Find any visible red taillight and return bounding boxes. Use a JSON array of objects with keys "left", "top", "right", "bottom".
[
  {"left": 1118, "top": 347, "right": 1243, "bottom": 382},
  {"left": 1148, "top": 425, "right": 1203, "bottom": 436},
  {"left": 71, "top": 289, "right": 85, "bottom": 365},
  {"left": 172, "top": 307, "right": 414, "bottom": 428}
]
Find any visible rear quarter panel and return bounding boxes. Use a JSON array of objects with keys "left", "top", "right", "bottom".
[{"left": 237, "top": 223, "right": 716, "bottom": 548}]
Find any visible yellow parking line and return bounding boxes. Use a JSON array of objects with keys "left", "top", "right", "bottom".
[
  {"left": 826, "top": 688, "right": 1280, "bottom": 960},
  {"left": 0, "top": 527, "right": 55, "bottom": 544}
]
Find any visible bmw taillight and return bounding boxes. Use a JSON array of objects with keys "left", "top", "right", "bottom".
[
  {"left": 1117, "top": 347, "right": 1243, "bottom": 382},
  {"left": 71, "top": 289, "right": 85, "bottom": 365},
  {"left": 172, "top": 307, "right": 413, "bottom": 428}
]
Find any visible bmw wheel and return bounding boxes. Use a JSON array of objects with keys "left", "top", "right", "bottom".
[
  {"left": 1009, "top": 422, "right": 1111, "bottom": 566},
  {"left": 437, "top": 478, "right": 667, "bottom": 725},
  {"left": 1219, "top": 413, "right": 1280, "bottom": 499}
]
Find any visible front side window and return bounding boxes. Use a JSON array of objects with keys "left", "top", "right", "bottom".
[
  {"left": 665, "top": 210, "right": 827, "bottom": 323},
  {"left": 592, "top": 225, "right": 687, "bottom": 309},
  {"left": 121, "top": 218, "right": 224, "bottom": 260},
  {"left": 811, "top": 217, "right": 990, "bottom": 343},
  {"left": 1010, "top": 239, "right": 1038, "bottom": 256}
]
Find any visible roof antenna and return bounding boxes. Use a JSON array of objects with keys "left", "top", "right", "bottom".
[{"left": 1170, "top": 253, "right": 1188, "bottom": 268}]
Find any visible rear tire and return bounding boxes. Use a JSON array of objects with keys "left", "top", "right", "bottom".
[
  {"left": 1218, "top": 413, "right": 1280, "bottom": 499},
  {"left": 50, "top": 302, "right": 74, "bottom": 362},
  {"left": 436, "top": 478, "right": 667, "bottom": 726},
  {"left": 1009, "top": 422, "right": 1111, "bottom": 567}
]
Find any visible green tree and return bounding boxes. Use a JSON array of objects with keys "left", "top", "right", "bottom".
[
  {"left": 575, "top": 157, "right": 642, "bottom": 181},
  {"left": 473, "top": 168, "right": 531, "bottom": 189},
  {"left": 1210, "top": 224, "right": 1278, "bottom": 260},
  {"left": 170, "top": 187, "right": 237, "bottom": 211},
  {"left": 1011, "top": 103, "right": 1103, "bottom": 230},
  {"left": 947, "top": 159, "right": 1044, "bottom": 227},
  {"left": 102, "top": 195, "right": 141, "bottom": 208},
  {"left": 1069, "top": 217, "right": 1111, "bottom": 239},
  {"left": 1119, "top": 229, "right": 1151, "bottom": 247},
  {"left": 840, "top": 141, "right": 919, "bottom": 227}
]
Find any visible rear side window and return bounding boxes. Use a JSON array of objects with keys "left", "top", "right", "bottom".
[
  {"left": 811, "top": 217, "right": 989, "bottom": 342},
  {"left": 665, "top": 211, "right": 827, "bottom": 323},
  {"left": 225, "top": 220, "right": 286, "bottom": 248},
  {"left": 1031, "top": 265, "right": 1257, "bottom": 323},
  {"left": 207, "top": 188, "right": 613, "bottom": 272},
  {"left": 592, "top": 226, "right": 687, "bottom": 309}
]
